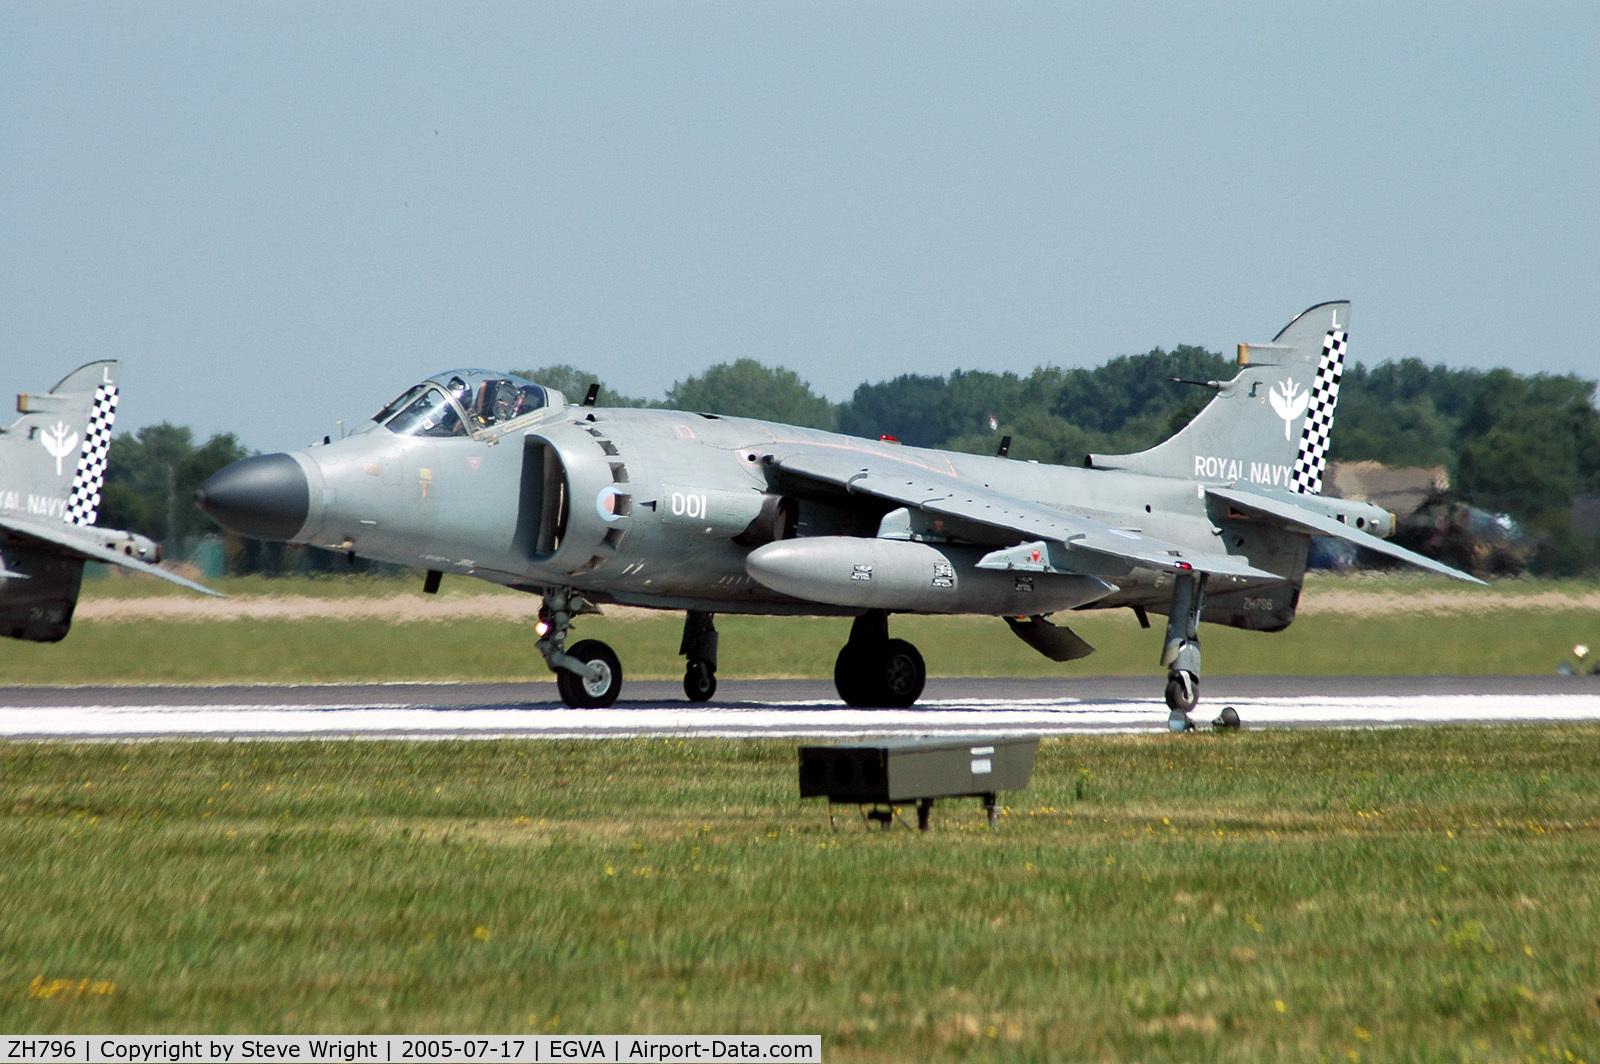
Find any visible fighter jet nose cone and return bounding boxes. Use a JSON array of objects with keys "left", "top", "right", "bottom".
[{"left": 195, "top": 453, "right": 310, "bottom": 541}]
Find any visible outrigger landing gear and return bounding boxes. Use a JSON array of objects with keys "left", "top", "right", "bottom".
[
  {"left": 536, "top": 589, "right": 623, "bottom": 708},
  {"left": 680, "top": 610, "right": 718, "bottom": 703},
  {"left": 833, "top": 610, "right": 927, "bottom": 708},
  {"left": 1161, "top": 572, "right": 1206, "bottom": 731}
]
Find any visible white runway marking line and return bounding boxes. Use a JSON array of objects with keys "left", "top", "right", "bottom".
[{"left": 3, "top": 693, "right": 1599, "bottom": 738}]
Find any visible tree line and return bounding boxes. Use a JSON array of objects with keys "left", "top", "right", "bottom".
[{"left": 102, "top": 349, "right": 1600, "bottom": 575}]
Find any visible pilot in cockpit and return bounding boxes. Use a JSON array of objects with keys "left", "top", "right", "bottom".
[
  {"left": 472, "top": 377, "right": 546, "bottom": 428},
  {"left": 472, "top": 379, "right": 515, "bottom": 427},
  {"left": 471, "top": 381, "right": 494, "bottom": 427},
  {"left": 375, "top": 370, "right": 552, "bottom": 437}
]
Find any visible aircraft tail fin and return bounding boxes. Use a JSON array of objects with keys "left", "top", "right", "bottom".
[
  {"left": 1087, "top": 302, "right": 1349, "bottom": 494},
  {"left": 2, "top": 361, "right": 120, "bottom": 525}
]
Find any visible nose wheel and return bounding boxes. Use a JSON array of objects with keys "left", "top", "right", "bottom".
[
  {"left": 536, "top": 590, "right": 624, "bottom": 708},
  {"left": 555, "top": 639, "right": 623, "bottom": 708}
]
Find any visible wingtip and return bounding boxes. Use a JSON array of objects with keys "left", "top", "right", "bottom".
[{"left": 179, "top": 574, "right": 227, "bottom": 598}]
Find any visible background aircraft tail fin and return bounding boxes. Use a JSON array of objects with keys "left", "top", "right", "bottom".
[
  {"left": 1087, "top": 302, "right": 1349, "bottom": 494},
  {"left": 3, "top": 361, "right": 120, "bottom": 526}
]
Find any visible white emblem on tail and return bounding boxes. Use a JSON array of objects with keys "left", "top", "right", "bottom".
[
  {"left": 41, "top": 422, "right": 80, "bottom": 475},
  {"left": 1269, "top": 379, "right": 1310, "bottom": 440}
]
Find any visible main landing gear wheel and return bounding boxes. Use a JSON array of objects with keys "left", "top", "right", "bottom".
[
  {"left": 833, "top": 644, "right": 874, "bottom": 707},
  {"left": 833, "top": 638, "right": 927, "bottom": 708},
  {"left": 683, "top": 659, "right": 716, "bottom": 702},
  {"left": 679, "top": 611, "right": 719, "bottom": 705},
  {"left": 882, "top": 638, "right": 926, "bottom": 707},
  {"left": 556, "top": 639, "right": 623, "bottom": 708}
]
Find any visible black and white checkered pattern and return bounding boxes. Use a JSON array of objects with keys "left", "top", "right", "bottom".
[
  {"left": 1289, "top": 329, "right": 1347, "bottom": 495},
  {"left": 64, "top": 384, "right": 118, "bottom": 526}
]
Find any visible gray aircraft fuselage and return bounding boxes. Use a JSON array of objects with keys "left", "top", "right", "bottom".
[
  {"left": 217, "top": 398, "right": 1318, "bottom": 629},
  {"left": 196, "top": 304, "right": 1480, "bottom": 721}
]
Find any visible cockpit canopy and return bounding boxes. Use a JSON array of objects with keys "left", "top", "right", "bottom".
[{"left": 372, "top": 370, "right": 564, "bottom": 438}]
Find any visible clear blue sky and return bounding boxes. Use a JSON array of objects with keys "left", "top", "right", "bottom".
[{"left": 4, "top": 2, "right": 1596, "bottom": 451}]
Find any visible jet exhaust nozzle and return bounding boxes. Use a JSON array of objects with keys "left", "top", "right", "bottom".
[{"left": 195, "top": 453, "right": 311, "bottom": 542}]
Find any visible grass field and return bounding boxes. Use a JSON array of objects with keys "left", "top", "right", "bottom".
[
  {"left": 2, "top": 728, "right": 1598, "bottom": 1061},
  {"left": 7, "top": 611, "right": 1600, "bottom": 686},
  {"left": 7, "top": 578, "right": 1599, "bottom": 684}
]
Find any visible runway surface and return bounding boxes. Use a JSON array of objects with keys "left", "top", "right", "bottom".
[{"left": 4, "top": 675, "right": 1599, "bottom": 740}]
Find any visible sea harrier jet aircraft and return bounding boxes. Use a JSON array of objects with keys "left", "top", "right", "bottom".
[
  {"left": 197, "top": 302, "right": 1480, "bottom": 729},
  {"left": 2, "top": 361, "right": 219, "bottom": 644}
]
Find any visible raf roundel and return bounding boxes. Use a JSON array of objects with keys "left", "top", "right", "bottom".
[{"left": 595, "top": 485, "right": 624, "bottom": 524}]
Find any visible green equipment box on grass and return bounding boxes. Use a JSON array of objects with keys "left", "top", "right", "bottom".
[{"left": 798, "top": 735, "right": 1039, "bottom": 828}]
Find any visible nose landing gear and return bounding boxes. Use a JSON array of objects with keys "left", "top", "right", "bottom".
[
  {"left": 536, "top": 589, "right": 623, "bottom": 708},
  {"left": 556, "top": 639, "right": 623, "bottom": 708}
]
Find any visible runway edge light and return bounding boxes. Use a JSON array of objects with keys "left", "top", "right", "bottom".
[{"left": 798, "top": 735, "right": 1039, "bottom": 831}]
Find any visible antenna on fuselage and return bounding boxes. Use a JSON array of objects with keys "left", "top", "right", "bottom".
[{"left": 582, "top": 384, "right": 600, "bottom": 407}]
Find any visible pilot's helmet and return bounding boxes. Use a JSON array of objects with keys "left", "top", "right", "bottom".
[{"left": 447, "top": 376, "right": 469, "bottom": 400}]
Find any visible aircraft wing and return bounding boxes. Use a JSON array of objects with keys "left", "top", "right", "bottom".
[
  {"left": 1206, "top": 485, "right": 1486, "bottom": 585},
  {"left": 770, "top": 451, "right": 1279, "bottom": 581},
  {"left": 0, "top": 514, "right": 225, "bottom": 596}
]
